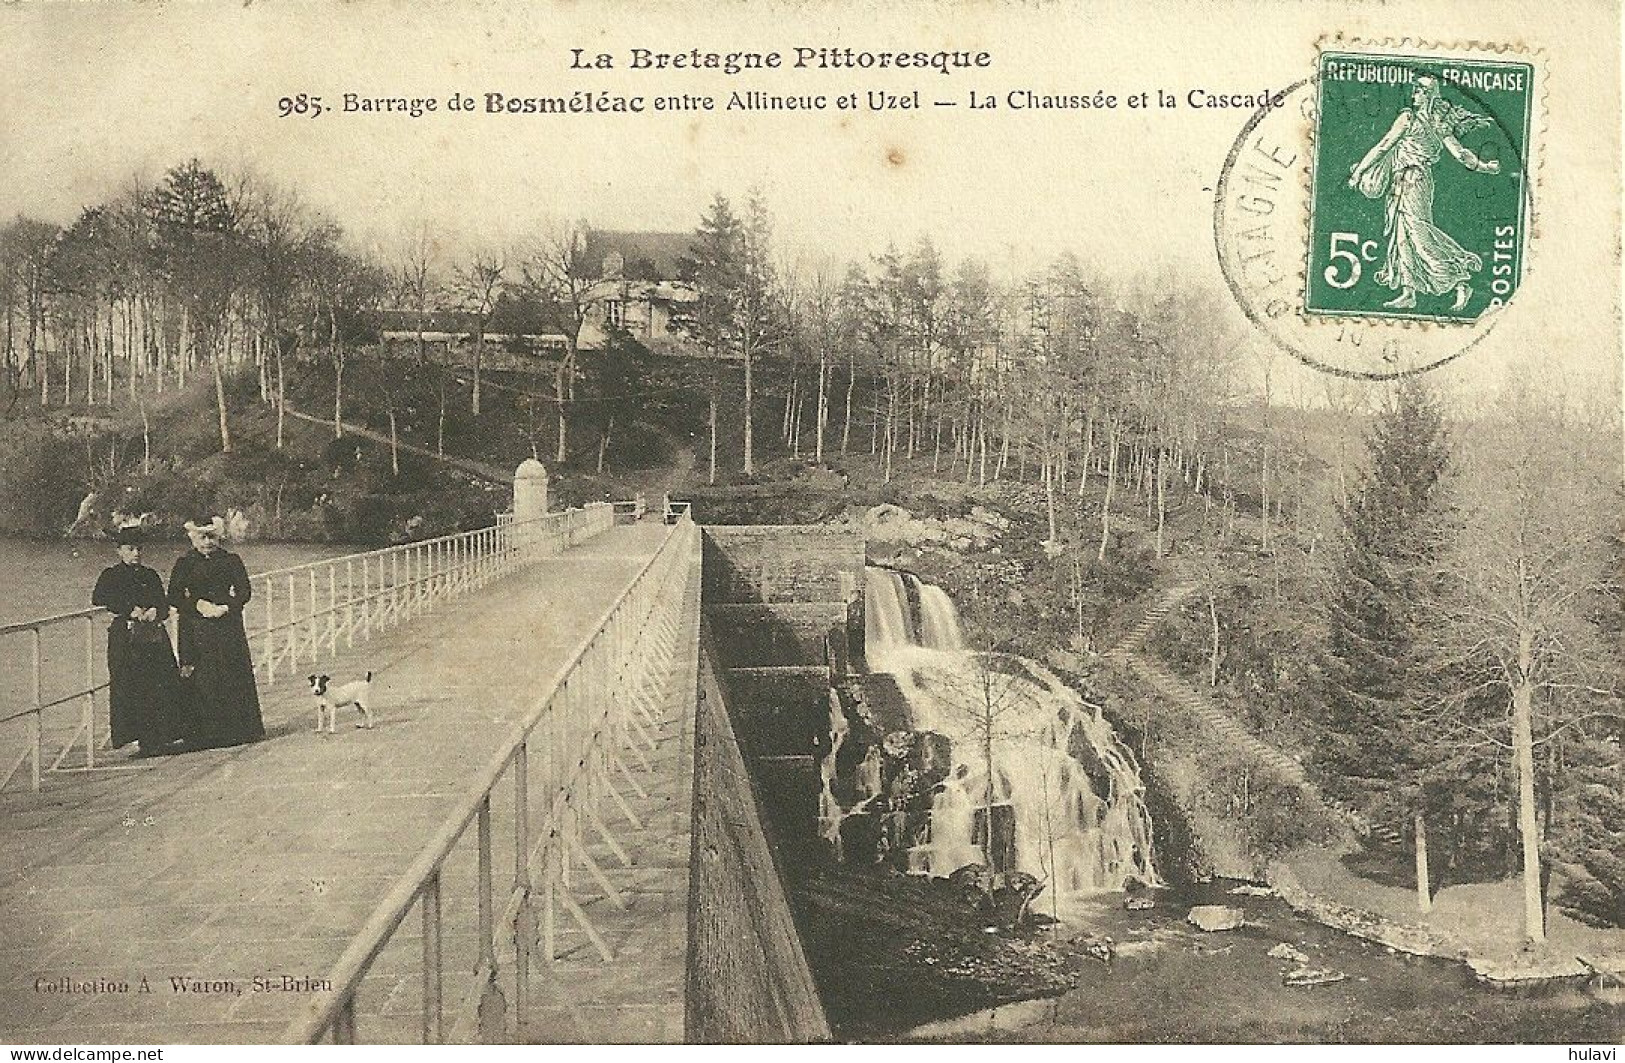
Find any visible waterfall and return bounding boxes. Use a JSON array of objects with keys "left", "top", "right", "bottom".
[
  {"left": 819, "top": 689, "right": 853, "bottom": 862},
  {"left": 833, "top": 567, "right": 1160, "bottom": 903}
]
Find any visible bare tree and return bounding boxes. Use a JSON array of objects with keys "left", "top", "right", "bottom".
[
  {"left": 518, "top": 221, "right": 597, "bottom": 464},
  {"left": 453, "top": 247, "right": 506, "bottom": 417},
  {"left": 1425, "top": 384, "right": 1621, "bottom": 943},
  {"left": 391, "top": 222, "right": 447, "bottom": 454}
]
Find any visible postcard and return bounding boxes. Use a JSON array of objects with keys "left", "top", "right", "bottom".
[{"left": 0, "top": 0, "right": 1619, "bottom": 1049}]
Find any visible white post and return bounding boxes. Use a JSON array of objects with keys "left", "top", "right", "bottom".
[{"left": 514, "top": 459, "right": 549, "bottom": 556}]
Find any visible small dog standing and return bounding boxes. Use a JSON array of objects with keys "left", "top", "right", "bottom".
[{"left": 309, "top": 672, "right": 374, "bottom": 733}]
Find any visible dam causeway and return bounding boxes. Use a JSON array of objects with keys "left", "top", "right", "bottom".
[{"left": 0, "top": 490, "right": 851, "bottom": 1044}]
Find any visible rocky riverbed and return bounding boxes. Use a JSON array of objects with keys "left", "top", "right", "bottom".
[{"left": 902, "top": 877, "right": 1623, "bottom": 1044}]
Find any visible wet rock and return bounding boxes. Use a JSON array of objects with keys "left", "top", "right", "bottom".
[
  {"left": 1069, "top": 932, "right": 1115, "bottom": 965},
  {"left": 1267, "top": 943, "right": 1311, "bottom": 965},
  {"left": 1187, "top": 905, "right": 1246, "bottom": 932},
  {"left": 1467, "top": 954, "right": 1591, "bottom": 984},
  {"left": 1229, "top": 884, "right": 1275, "bottom": 897},
  {"left": 994, "top": 871, "right": 1045, "bottom": 925},
  {"left": 1283, "top": 966, "right": 1347, "bottom": 987},
  {"left": 947, "top": 863, "right": 994, "bottom": 906},
  {"left": 1114, "top": 939, "right": 1162, "bottom": 959}
]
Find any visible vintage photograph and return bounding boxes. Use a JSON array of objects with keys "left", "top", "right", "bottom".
[{"left": 0, "top": 0, "right": 1620, "bottom": 1048}]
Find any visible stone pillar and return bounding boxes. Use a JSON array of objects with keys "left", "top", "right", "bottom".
[{"left": 513, "top": 459, "right": 549, "bottom": 549}]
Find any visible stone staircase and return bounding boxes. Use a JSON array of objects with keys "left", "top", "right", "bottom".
[{"left": 1107, "top": 578, "right": 1381, "bottom": 844}]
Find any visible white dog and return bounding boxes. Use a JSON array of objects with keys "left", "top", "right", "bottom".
[{"left": 309, "top": 672, "right": 374, "bottom": 733}]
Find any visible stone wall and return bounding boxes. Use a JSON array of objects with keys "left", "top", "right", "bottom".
[
  {"left": 705, "top": 605, "right": 847, "bottom": 670},
  {"left": 700, "top": 524, "right": 865, "bottom": 854},
  {"left": 701, "top": 526, "right": 864, "bottom": 606},
  {"left": 685, "top": 524, "right": 864, "bottom": 1041},
  {"left": 687, "top": 646, "right": 831, "bottom": 1044}
]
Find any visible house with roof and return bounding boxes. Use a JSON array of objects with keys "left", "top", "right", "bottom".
[
  {"left": 378, "top": 231, "right": 715, "bottom": 363},
  {"left": 574, "top": 231, "right": 703, "bottom": 355}
]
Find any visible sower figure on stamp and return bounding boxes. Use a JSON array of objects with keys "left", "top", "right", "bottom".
[
  {"left": 1348, "top": 73, "right": 1500, "bottom": 312},
  {"left": 92, "top": 525, "right": 187, "bottom": 758},
  {"left": 169, "top": 515, "right": 265, "bottom": 749}
]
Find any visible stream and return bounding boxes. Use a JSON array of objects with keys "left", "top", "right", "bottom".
[{"left": 907, "top": 878, "right": 1621, "bottom": 1043}]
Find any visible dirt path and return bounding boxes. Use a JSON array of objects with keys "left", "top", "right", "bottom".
[{"left": 280, "top": 404, "right": 511, "bottom": 485}]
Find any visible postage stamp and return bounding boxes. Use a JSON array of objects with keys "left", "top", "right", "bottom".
[{"left": 1305, "top": 50, "right": 1535, "bottom": 324}]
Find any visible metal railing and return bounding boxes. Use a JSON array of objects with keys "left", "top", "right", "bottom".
[
  {"left": 0, "top": 504, "right": 618, "bottom": 793},
  {"left": 662, "top": 495, "right": 693, "bottom": 525},
  {"left": 290, "top": 514, "right": 699, "bottom": 1044}
]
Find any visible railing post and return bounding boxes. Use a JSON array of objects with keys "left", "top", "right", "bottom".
[
  {"left": 418, "top": 544, "right": 428, "bottom": 616},
  {"left": 422, "top": 873, "right": 443, "bottom": 1044},
  {"left": 29, "top": 629, "right": 42, "bottom": 791},
  {"left": 541, "top": 695, "right": 558, "bottom": 962},
  {"left": 513, "top": 741, "right": 532, "bottom": 1037},
  {"left": 286, "top": 573, "right": 297, "bottom": 672},
  {"left": 328, "top": 565, "right": 337, "bottom": 654},
  {"left": 361, "top": 556, "right": 371, "bottom": 640},
  {"left": 345, "top": 558, "right": 355, "bottom": 648},
  {"left": 82, "top": 614, "right": 96, "bottom": 769},
  {"left": 264, "top": 577, "right": 277, "bottom": 680},
  {"left": 475, "top": 794, "right": 506, "bottom": 1041},
  {"left": 308, "top": 568, "right": 318, "bottom": 663}
]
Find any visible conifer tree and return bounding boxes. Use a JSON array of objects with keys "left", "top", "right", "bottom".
[{"left": 1319, "top": 376, "right": 1451, "bottom": 902}]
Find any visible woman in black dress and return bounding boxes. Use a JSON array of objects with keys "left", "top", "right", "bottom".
[
  {"left": 92, "top": 526, "right": 186, "bottom": 757},
  {"left": 169, "top": 515, "right": 264, "bottom": 748}
]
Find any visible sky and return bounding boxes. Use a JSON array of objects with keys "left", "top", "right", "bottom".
[{"left": 1, "top": 0, "right": 1619, "bottom": 414}]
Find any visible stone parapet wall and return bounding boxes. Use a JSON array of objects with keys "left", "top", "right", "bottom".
[
  {"left": 702, "top": 526, "right": 864, "bottom": 606},
  {"left": 687, "top": 644, "right": 831, "bottom": 1044},
  {"left": 705, "top": 604, "right": 848, "bottom": 669}
]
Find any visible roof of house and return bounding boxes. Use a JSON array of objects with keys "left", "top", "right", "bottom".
[{"left": 582, "top": 231, "right": 693, "bottom": 281}]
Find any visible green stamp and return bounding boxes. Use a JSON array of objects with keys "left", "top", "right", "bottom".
[{"left": 1306, "top": 51, "right": 1534, "bottom": 324}]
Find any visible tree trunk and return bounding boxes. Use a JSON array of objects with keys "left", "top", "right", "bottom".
[
  {"left": 1043, "top": 451, "right": 1057, "bottom": 542},
  {"left": 436, "top": 376, "right": 446, "bottom": 458},
  {"left": 815, "top": 350, "right": 828, "bottom": 464},
  {"left": 597, "top": 414, "right": 613, "bottom": 474},
  {"left": 1079, "top": 414, "right": 1094, "bottom": 495},
  {"left": 256, "top": 332, "right": 267, "bottom": 403},
  {"left": 211, "top": 348, "right": 233, "bottom": 453},
  {"left": 275, "top": 337, "right": 287, "bottom": 449},
  {"left": 388, "top": 408, "right": 399, "bottom": 476},
  {"left": 883, "top": 378, "right": 896, "bottom": 483},
  {"left": 1414, "top": 810, "right": 1432, "bottom": 914},
  {"left": 1208, "top": 589, "right": 1220, "bottom": 686},
  {"left": 1155, "top": 449, "right": 1167, "bottom": 559},
  {"left": 782, "top": 370, "right": 794, "bottom": 438},
  {"left": 554, "top": 357, "right": 570, "bottom": 464},
  {"left": 841, "top": 359, "right": 854, "bottom": 455},
  {"left": 932, "top": 397, "right": 944, "bottom": 473},
  {"left": 978, "top": 415, "right": 988, "bottom": 486},
  {"left": 1512, "top": 662, "right": 1545, "bottom": 943},
  {"left": 472, "top": 330, "right": 484, "bottom": 416},
  {"left": 331, "top": 310, "right": 344, "bottom": 439},
  {"left": 743, "top": 346, "right": 754, "bottom": 474},
  {"left": 1099, "top": 421, "right": 1119, "bottom": 563},
  {"left": 997, "top": 401, "right": 1012, "bottom": 481},
  {"left": 708, "top": 388, "right": 718, "bottom": 486},
  {"left": 1261, "top": 443, "right": 1272, "bottom": 552},
  {"left": 140, "top": 396, "right": 151, "bottom": 475}
]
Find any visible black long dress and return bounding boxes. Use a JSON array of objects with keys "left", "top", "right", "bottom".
[
  {"left": 168, "top": 548, "right": 264, "bottom": 747},
  {"left": 92, "top": 562, "right": 186, "bottom": 753}
]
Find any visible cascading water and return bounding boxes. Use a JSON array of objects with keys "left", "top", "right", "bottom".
[{"left": 824, "top": 567, "right": 1160, "bottom": 906}]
